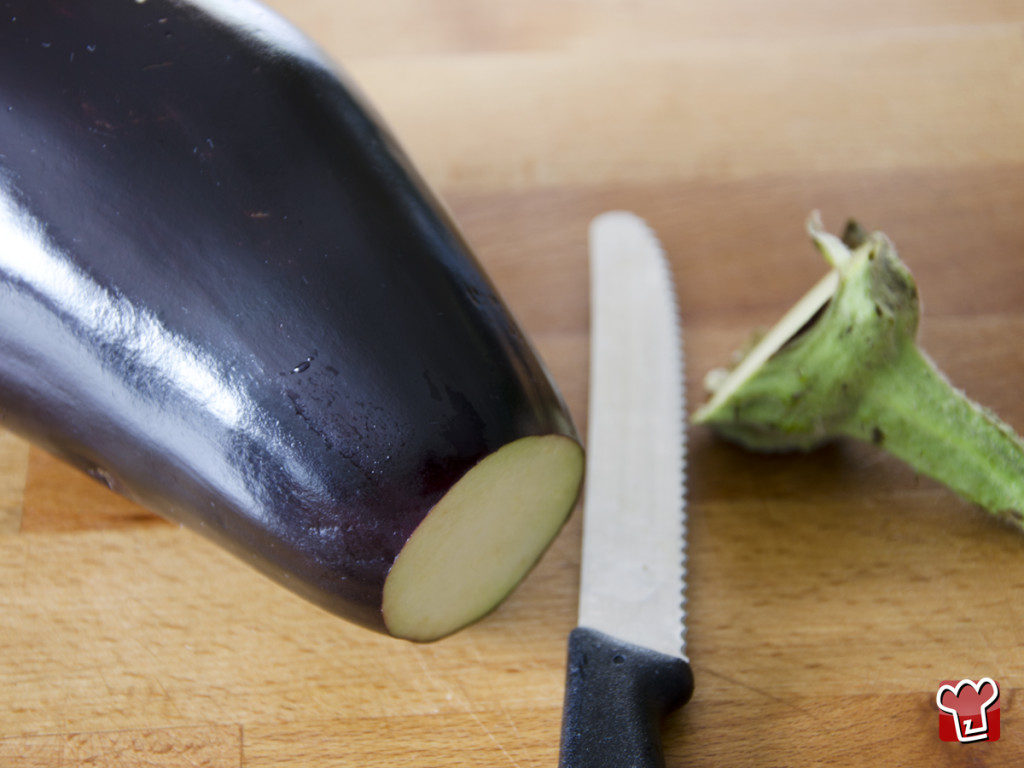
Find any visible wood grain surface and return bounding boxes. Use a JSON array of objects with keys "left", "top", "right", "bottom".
[{"left": 4, "top": 1, "right": 1024, "bottom": 765}]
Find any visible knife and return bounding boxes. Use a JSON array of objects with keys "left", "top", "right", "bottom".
[{"left": 558, "top": 211, "right": 693, "bottom": 768}]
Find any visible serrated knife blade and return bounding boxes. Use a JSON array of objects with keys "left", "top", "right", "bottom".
[{"left": 558, "top": 211, "right": 693, "bottom": 768}]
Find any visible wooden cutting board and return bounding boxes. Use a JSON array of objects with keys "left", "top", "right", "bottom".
[{"left": 4, "top": 1, "right": 1024, "bottom": 765}]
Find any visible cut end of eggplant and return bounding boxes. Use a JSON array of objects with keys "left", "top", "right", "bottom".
[
  {"left": 382, "top": 434, "right": 584, "bottom": 642},
  {"left": 695, "top": 269, "right": 839, "bottom": 420}
]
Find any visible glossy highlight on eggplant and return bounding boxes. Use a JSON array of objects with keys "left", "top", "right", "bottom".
[{"left": 0, "top": 0, "right": 583, "bottom": 639}]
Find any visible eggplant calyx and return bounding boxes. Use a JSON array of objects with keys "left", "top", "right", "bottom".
[{"left": 694, "top": 214, "right": 1024, "bottom": 526}]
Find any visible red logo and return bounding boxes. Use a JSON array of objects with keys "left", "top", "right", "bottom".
[{"left": 936, "top": 679, "right": 1000, "bottom": 742}]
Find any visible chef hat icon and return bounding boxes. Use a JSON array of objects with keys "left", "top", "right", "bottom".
[{"left": 936, "top": 678, "right": 999, "bottom": 743}]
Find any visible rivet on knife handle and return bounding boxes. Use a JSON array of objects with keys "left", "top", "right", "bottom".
[{"left": 559, "top": 211, "right": 692, "bottom": 767}]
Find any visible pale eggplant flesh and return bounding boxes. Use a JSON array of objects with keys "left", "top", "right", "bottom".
[{"left": 0, "top": 0, "right": 582, "bottom": 639}]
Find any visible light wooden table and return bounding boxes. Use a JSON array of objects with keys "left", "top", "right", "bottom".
[{"left": 4, "top": 1, "right": 1024, "bottom": 765}]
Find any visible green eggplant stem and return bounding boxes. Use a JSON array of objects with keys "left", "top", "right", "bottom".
[
  {"left": 694, "top": 213, "right": 1024, "bottom": 528},
  {"left": 848, "top": 341, "right": 1024, "bottom": 522}
]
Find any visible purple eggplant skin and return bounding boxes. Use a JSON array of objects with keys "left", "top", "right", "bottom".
[{"left": 0, "top": 0, "right": 579, "bottom": 635}]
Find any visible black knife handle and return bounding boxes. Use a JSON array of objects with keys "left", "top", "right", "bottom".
[{"left": 558, "top": 626, "right": 694, "bottom": 768}]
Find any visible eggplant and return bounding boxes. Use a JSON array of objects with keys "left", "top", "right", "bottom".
[{"left": 0, "top": 0, "right": 583, "bottom": 641}]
